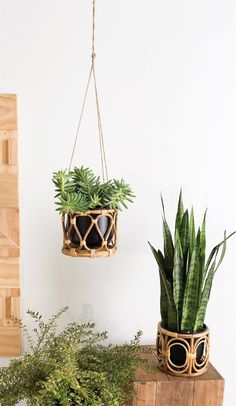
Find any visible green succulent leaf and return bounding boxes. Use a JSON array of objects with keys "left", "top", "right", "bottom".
[
  {"left": 52, "top": 170, "right": 75, "bottom": 197},
  {"left": 52, "top": 166, "right": 135, "bottom": 214},
  {"left": 55, "top": 192, "right": 89, "bottom": 214}
]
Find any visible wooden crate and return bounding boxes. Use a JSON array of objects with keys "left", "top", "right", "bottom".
[
  {"left": 0, "top": 94, "right": 20, "bottom": 356},
  {"left": 131, "top": 352, "right": 224, "bottom": 406}
]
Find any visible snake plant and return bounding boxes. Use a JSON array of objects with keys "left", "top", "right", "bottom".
[
  {"left": 149, "top": 191, "right": 235, "bottom": 333},
  {"left": 52, "top": 166, "right": 135, "bottom": 214}
]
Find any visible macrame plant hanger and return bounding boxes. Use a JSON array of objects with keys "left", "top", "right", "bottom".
[
  {"left": 61, "top": 0, "right": 118, "bottom": 258},
  {"left": 68, "top": 0, "right": 108, "bottom": 182}
]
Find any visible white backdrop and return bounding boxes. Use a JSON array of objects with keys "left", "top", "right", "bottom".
[{"left": 0, "top": 0, "right": 236, "bottom": 405}]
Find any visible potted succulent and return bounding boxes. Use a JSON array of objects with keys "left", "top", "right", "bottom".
[
  {"left": 149, "top": 191, "right": 235, "bottom": 377},
  {"left": 52, "top": 166, "right": 135, "bottom": 258},
  {"left": 0, "top": 307, "right": 150, "bottom": 405}
]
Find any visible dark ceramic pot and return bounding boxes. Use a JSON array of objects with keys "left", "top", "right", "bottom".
[
  {"left": 70, "top": 214, "right": 114, "bottom": 248},
  {"left": 169, "top": 339, "right": 205, "bottom": 366}
]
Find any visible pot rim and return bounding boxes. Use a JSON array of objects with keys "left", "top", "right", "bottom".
[
  {"left": 158, "top": 322, "right": 209, "bottom": 338},
  {"left": 63, "top": 208, "right": 118, "bottom": 216}
]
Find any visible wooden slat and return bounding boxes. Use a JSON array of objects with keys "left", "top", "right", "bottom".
[
  {"left": 0, "top": 94, "right": 20, "bottom": 356},
  {"left": 0, "top": 327, "right": 20, "bottom": 356},
  {"left": 132, "top": 382, "right": 157, "bottom": 406},
  {"left": 193, "top": 380, "right": 224, "bottom": 406},
  {"left": 0, "top": 173, "right": 18, "bottom": 208},
  {"left": 0, "top": 208, "right": 19, "bottom": 247},
  {"left": 0, "top": 95, "right": 17, "bottom": 130},
  {"left": 156, "top": 380, "right": 194, "bottom": 406}
]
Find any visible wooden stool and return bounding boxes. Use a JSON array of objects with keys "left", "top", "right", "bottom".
[{"left": 130, "top": 353, "right": 224, "bottom": 406}]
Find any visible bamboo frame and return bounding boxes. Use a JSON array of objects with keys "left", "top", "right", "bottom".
[
  {"left": 157, "top": 322, "right": 210, "bottom": 377},
  {"left": 61, "top": 209, "right": 118, "bottom": 258}
]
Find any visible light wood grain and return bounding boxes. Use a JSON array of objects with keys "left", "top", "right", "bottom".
[
  {"left": 131, "top": 351, "right": 224, "bottom": 406},
  {"left": 0, "top": 208, "right": 19, "bottom": 247},
  {"left": 0, "top": 94, "right": 20, "bottom": 356},
  {"left": 0, "top": 173, "right": 18, "bottom": 208},
  {"left": 193, "top": 380, "right": 224, "bottom": 406},
  {"left": 132, "top": 382, "right": 157, "bottom": 406},
  {"left": 0, "top": 327, "right": 20, "bottom": 356},
  {"left": 0, "top": 95, "right": 17, "bottom": 130}
]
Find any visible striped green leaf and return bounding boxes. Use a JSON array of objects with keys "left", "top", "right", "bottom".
[
  {"left": 198, "top": 210, "right": 207, "bottom": 300},
  {"left": 149, "top": 242, "right": 177, "bottom": 331},
  {"left": 173, "top": 236, "right": 184, "bottom": 331},
  {"left": 194, "top": 250, "right": 218, "bottom": 331},
  {"left": 203, "top": 231, "right": 235, "bottom": 286},
  {"left": 189, "top": 207, "right": 196, "bottom": 268},
  {"left": 175, "top": 190, "right": 184, "bottom": 241},
  {"left": 179, "top": 210, "right": 189, "bottom": 268},
  {"left": 161, "top": 194, "right": 174, "bottom": 280},
  {"left": 163, "top": 218, "right": 174, "bottom": 282},
  {"left": 200, "top": 210, "right": 207, "bottom": 268},
  {"left": 181, "top": 230, "right": 201, "bottom": 332}
]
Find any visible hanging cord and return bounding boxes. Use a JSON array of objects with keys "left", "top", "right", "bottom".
[{"left": 68, "top": 0, "right": 109, "bottom": 183}]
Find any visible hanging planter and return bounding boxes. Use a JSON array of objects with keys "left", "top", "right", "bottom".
[
  {"left": 62, "top": 209, "right": 118, "bottom": 257},
  {"left": 53, "top": 167, "right": 134, "bottom": 258},
  {"left": 52, "top": 1, "right": 135, "bottom": 258},
  {"left": 149, "top": 191, "right": 235, "bottom": 377}
]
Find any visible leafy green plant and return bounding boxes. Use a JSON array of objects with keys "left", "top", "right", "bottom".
[
  {"left": 52, "top": 166, "right": 135, "bottom": 214},
  {"left": 0, "top": 307, "right": 151, "bottom": 406},
  {"left": 149, "top": 191, "right": 235, "bottom": 334}
]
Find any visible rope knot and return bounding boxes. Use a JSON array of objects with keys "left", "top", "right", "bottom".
[{"left": 91, "top": 53, "right": 96, "bottom": 60}]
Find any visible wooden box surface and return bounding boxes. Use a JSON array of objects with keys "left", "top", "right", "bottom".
[
  {"left": 131, "top": 353, "right": 224, "bottom": 406},
  {"left": 0, "top": 94, "right": 20, "bottom": 356}
]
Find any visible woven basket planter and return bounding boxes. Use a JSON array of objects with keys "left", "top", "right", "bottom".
[
  {"left": 157, "top": 322, "right": 210, "bottom": 377},
  {"left": 61, "top": 209, "right": 118, "bottom": 258}
]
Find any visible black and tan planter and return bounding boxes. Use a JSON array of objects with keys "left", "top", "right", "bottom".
[
  {"left": 157, "top": 322, "right": 210, "bottom": 377},
  {"left": 61, "top": 209, "right": 118, "bottom": 258}
]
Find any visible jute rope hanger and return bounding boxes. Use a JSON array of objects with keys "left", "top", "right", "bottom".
[{"left": 68, "top": 0, "right": 109, "bottom": 183}]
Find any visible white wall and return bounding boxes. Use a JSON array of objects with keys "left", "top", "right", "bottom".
[{"left": 0, "top": 0, "right": 236, "bottom": 404}]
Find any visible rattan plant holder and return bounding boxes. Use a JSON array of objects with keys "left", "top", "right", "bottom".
[
  {"left": 62, "top": 1, "right": 119, "bottom": 258},
  {"left": 62, "top": 209, "right": 118, "bottom": 258},
  {"left": 157, "top": 322, "right": 210, "bottom": 377}
]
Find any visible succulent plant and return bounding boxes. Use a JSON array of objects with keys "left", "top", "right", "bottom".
[
  {"left": 149, "top": 191, "right": 235, "bottom": 333},
  {"left": 52, "top": 166, "right": 135, "bottom": 214}
]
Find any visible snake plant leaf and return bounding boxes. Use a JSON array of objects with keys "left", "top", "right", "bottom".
[
  {"left": 175, "top": 189, "right": 184, "bottom": 241},
  {"left": 148, "top": 244, "right": 168, "bottom": 327},
  {"left": 194, "top": 250, "right": 218, "bottom": 332},
  {"left": 203, "top": 231, "right": 236, "bottom": 286},
  {"left": 198, "top": 210, "right": 207, "bottom": 300},
  {"left": 181, "top": 229, "right": 201, "bottom": 332},
  {"left": 214, "top": 231, "right": 227, "bottom": 273},
  {"left": 161, "top": 194, "right": 174, "bottom": 279},
  {"left": 189, "top": 207, "right": 195, "bottom": 266},
  {"left": 179, "top": 209, "right": 189, "bottom": 269},
  {"left": 200, "top": 210, "right": 207, "bottom": 268},
  {"left": 148, "top": 242, "right": 177, "bottom": 331},
  {"left": 173, "top": 236, "right": 184, "bottom": 331}
]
